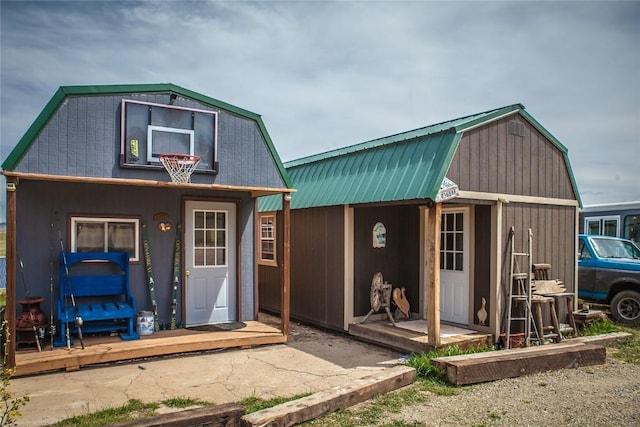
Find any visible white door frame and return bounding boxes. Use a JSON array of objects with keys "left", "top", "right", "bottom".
[
  {"left": 439, "top": 206, "right": 471, "bottom": 325},
  {"left": 184, "top": 200, "right": 237, "bottom": 326}
]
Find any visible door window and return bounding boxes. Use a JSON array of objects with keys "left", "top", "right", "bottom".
[
  {"left": 440, "top": 212, "right": 464, "bottom": 271},
  {"left": 193, "top": 210, "right": 227, "bottom": 266}
]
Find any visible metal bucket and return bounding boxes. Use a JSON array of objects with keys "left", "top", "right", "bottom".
[{"left": 136, "top": 311, "right": 154, "bottom": 336}]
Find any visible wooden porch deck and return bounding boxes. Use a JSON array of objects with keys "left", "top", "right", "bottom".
[
  {"left": 13, "top": 321, "right": 286, "bottom": 377},
  {"left": 348, "top": 320, "right": 493, "bottom": 354}
]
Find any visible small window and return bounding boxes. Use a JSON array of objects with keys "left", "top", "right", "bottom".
[
  {"left": 70, "top": 217, "right": 140, "bottom": 262},
  {"left": 259, "top": 213, "right": 277, "bottom": 266},
  {"left": 584, "top": 216, "right": 619, "bottom": 238}
]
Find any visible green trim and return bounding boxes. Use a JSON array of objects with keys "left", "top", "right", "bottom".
[
  {"left": 453, "top": 104, "right": 523, "bottom": 133},
  {"left": 2, "top": 84, "right": 293, "bottom": 188},
  {"left": 425, "top": 131, "right": 464, "bottom": 198},
  {"left": 2, "top": 87, "right": 66, "bottom": 170}
]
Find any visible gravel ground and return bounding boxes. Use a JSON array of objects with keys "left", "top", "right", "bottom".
[
  {"left": 279, "top": 317, "right": 640, "bottom": 427},
  {"left": 378, "top": 352, "right": 640, "bottom": 427}
]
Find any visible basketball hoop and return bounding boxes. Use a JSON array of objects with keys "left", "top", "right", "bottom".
[{"left": 159, "top": 153, "right": 201, "bottom": 183}]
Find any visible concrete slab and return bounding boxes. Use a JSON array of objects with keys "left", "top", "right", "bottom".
[{"left": 8, "top": 320, "right": 404, "bottom": 426}]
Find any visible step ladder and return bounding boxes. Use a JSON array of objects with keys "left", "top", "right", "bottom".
[{"left": 505, "top": 227, "right": 538, "bottom": 348}]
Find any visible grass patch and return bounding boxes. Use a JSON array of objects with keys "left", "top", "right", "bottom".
[
  {"left": 302, "top": 388, "right": 428, "bottom": 427},
  {"left": 46, "top": 399, "right": 159, "bottom": 427},
  {"left": 239, "top": 393, "right": 311, "bottom": 414},
  {"left": 162, "top": 396, "right": 212, "bottom": 408},
  {"left": 405, "top": 343, "right": 495, "bottom": 383},
  {"left": 579, "top": 319, "right": 640, "bottom": 364}
]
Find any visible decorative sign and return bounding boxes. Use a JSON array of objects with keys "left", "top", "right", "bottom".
[
  {"left": 435, "top": 177, "right": 459, "bottom": 203},
  {"left": 372, "top": 222, "right": 386, "bottom": 248},
  {"left": 153, "top": 212, "right": 172, "bottom": 232}
]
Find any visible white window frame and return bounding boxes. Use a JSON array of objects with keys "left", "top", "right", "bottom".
[
  {"left": 70, "top": 216, "right": 140, "bottom": 262},
  {"left": 584, "top": 215, "right": 620, "bottom": 238},
  {"left": 259, "top": 213, "right": 277, "bottom": 266}
]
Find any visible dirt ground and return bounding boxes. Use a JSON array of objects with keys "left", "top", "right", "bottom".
[{"left": 277, "top": 315, "right": 640, "bottom": 427}]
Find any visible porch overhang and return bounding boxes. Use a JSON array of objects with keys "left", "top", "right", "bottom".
[{"left": 2, "top": 171, "right": 296, "bottom": 198}]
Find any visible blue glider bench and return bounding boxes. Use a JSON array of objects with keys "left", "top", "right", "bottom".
[{"left": 54, "top": 251, "right": 139, "bottom": 347}]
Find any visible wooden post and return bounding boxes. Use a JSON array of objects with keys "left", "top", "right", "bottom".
[
  {"left": 280, "top": 194, "right": 291, "bottom": 338},
  {"left": 5, "top": 177, "right": 18, "bottom": 368},
  {"left": 253, "top": 198, "right": 260, "bottom": 319},
  {"left": 426, "top": 202, "right": 441, "bottom": 347}
]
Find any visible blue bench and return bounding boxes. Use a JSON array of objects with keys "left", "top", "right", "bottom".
[{"left": 54, "top": 251, "right": 139, "bottom": 347}]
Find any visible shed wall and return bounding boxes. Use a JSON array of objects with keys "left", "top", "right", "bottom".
[
  {"left": 353, "top": 205, "right": 421, "bottom": 317},
  {"left": 472, "top": 204, "right": 492, "bottom": 327},
  {"left": 448, "top": 115, "right": 576, "bottom": 200},
  {"left": 500, "top": 203, "right": 577, "bottom": 322},
  {"left": 259, "top": 206, "right": 346, "bottom": 331},
  {"left": 14, "top": 179, "right": 257, "bottom": 326},
  {"left": 15, "top": 94, "right": 285, "bottom": 189}
]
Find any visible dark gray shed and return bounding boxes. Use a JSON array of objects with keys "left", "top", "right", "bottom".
[{"left": 2, "top": 84, "right": 293, "bottom": 370}]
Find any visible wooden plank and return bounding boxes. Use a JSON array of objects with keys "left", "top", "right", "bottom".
[
  {"left": 240, "top": 365, "right": 416, "bottom": 427},
  {"left": 3, "top": 171, "right": 295, "bottom": 197},
  {"left": 432, "top": 342, "right": 606, "bottom": 385},
  {"left": 14, "top": 321, "right": 285, "bottom": 376},
  {"left": 348, "top": 322, "right": 429, "bottom": 354},
  {"left": 426, "top": 203, "right": 441, "bottom": 347},
  {"left": 111, "top": 403, "right": 244, "bottom": 427}
]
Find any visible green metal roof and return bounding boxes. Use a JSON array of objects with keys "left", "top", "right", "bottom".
[
  {"left": 2, "top": 83, "right": 293, "bottom": 188},
  {"left": 260, "top": 103, "right": 582, "bottom": 211}
]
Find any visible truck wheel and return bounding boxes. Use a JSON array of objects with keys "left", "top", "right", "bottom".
[{"left": 610, "top": 290, "right": 640, "bottom": 324}]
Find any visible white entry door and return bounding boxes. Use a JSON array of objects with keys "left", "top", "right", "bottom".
[
  {"left": 184, "top": 200, "right": 236, "bottom": 326},
  {"left": 439, "top": 208, "right": 470, "bottom": 325}
]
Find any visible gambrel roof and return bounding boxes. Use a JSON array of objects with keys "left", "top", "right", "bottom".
[
  {"left": 2, "top": 83, "right": 292, "bottom": 189},
  {"left": 261, "top": 103, "right": 581, "bottom": 210}
]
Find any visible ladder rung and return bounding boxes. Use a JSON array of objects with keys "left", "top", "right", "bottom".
[
  {"left": 513, "top": 252, "right": 530, "bottom": 256},
  {"left": 512, "top": 273, "right": 529, "bottom": 279}
]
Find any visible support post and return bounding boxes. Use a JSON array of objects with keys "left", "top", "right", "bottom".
[
  {"left": 280, "top": 193, "right": 291, "bottom": 338},
  {"left": 426, "top": 202, "right": 442, "bottom": 347},
  {"left": 5, "top": 177, "right": 18, "bottom": 368}
]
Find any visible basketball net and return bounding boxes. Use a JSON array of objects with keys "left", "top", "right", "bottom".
[{"left": 159, "top": 154, "right": 201, "bottom": 183}]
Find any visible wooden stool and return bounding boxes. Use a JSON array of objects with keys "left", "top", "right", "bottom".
[{"left": 531, "top": 296, "right": 561, "bottom": 344}]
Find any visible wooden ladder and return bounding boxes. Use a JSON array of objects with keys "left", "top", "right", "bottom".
[{"left": 505, "top": 227, "right": 539, "bottom": 348}]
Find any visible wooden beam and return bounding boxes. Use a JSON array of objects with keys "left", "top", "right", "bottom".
[
  {"left": 431, "top": 342, "right": 606, "bottom": 385},
  {"left": 426, "top": 203, "right": 441, "bottom": 347},
  {"left": 1, "top": 171, "right": 295, "bottom": 198},
  {"left": 280, "top": 194, "right": 291, "bottom": 338},
  {"left": 5, "top": 177, "right": 17, "bottom": 368},
  {"left": 113, "top": 403, "right": 245, "bottom": 427},
  {"left": 240, "top": 365, "right": 416, "bottom": 427}
]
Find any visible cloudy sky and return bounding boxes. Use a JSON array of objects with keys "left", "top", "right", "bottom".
[{"left": 1, "top": 1, "right": 639, "bottom": 220}]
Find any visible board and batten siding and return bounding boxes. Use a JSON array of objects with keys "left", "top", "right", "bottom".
[
  {"left": 500, "top": 203, "right": 577, "bottom": 323},
  {"left": 259, "top": 206, "right": 346, "bottom": 331},
  {"left": 15, "top": 179, "right": 256, "bottom": 324},
  {"left": 353, "top": 205, "right": 420, "bottom": 318},
  {"left": 15, "top": 93, "right": 286, "bottom": 189},
  {"left": 448, "top": 115, "right": 576, "bottom": 201}
]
